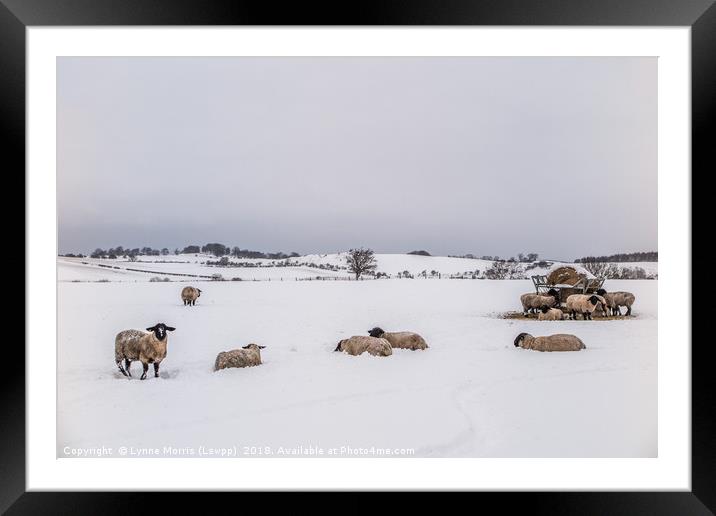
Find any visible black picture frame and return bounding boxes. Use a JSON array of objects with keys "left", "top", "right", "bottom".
[{"left": 5, "top": 0, "right": 710, "bottom": 512}]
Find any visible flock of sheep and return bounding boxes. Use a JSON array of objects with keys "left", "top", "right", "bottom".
[
  {"left": 520, "top": 288, "right": 636, "bottom": 320},
  {"left": 113, "top": 284, "right": 638, "bottom": 380},
  {"left": 515, "top": 287, "right": 637, "bottom": 351}
]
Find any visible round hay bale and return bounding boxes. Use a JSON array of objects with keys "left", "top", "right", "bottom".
[{"left": 547, "top": 266, "right": 584, "bottom": 286}]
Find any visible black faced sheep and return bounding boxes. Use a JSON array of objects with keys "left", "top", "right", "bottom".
[
  {"left": 597, "top": 289, "right": 636, "bottom": 316},
  {"left": 367, "top": 327, "right": 428, "bottom": 350},
  {"left": 334, "top": 336, "right": 392, "bottom": 357},
  {"left": 520, "top": 293, "right": 558, "bottom": 315},
  {"left": 565, "top": 294, "right": 608, "bottom": 320},
  {"left": 214, "top": 344, "right": 266, "bottom": 370},
  {"left": 537, "top": 306, "right": 564, "bottom": 321},
  {"left": 514, "top": 332, "right": 586, "bottom": 352},
  {"left": 115, "top": 323, "right": 175, "bottom": 380}
]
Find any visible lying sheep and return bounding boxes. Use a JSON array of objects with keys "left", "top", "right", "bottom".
[
  {"left": 115, "top": 323, "right": 175, "bottom": 380},
  {"left": 537, "top": 306, "right": 564, "bottom": 321},
  {"left": 367, "top": 327, "right": 428, "bottom": 350},
  {"left": 565, "top": 294, "right": 608, "bottom": 320},
  {"left": 514, "top": 332, "right": 586, "bottom": 352},
  {"left": 334, "top": 336, "right": 392, "bottom": 357},
  {"left": 214, "top": 344, "right": 266, "bottom": 371},
  {"left": 597, "top": 289, "right": 636, "bottom": 316},
  {"left": 181, "top": 286, "right": 202, "bottom": 306},
  {"left": 520, "top": 291, "right": 558, "bottom": 315}
]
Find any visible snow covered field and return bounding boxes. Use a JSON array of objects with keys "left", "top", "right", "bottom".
[{"left": 57, "top": 271, "right": 657, "bottom": 458}]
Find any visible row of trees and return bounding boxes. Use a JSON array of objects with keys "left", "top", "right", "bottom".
[
  {"left": 575, "top": 251, "right": 657, "bottom": 263},
  {"left": 87, "top": 247, "right": 172, "bottom": 260},
  {"left": 65, "top": 244, "right": 301, "bottom": 260},
  {"left": 448, "top": 253, "right": 539, "bottom": 263},
  {"left": 186, "top": 244, "right": 300, "bottom": 259},
  {"left": 581, "top": 261, "right": 656, "bottom": 279}
]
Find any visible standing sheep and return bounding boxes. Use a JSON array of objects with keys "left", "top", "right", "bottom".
[
  {"left": 115, "top": 323, "right": 175, "bottom": 380},
  {"left": 214, "top": 344, "right": 266, "bottom": 371},
  {"left": 367, "top": 327, "right": 428, "bottom": 350},
  {"left": 597, "top": 289, "right": 636, "bottom": 316},
  {"left": 514, "top": 332, "right": 586, "bottom": 352},
  {"left": 537, "top": 305, "right": 564, "bottom": 321},
  {"left": 181, "top": 286, "right": 202, "bottom": 306},
  {"left": 334, "top": 336, "right": 392, "bottom": 357},
  {"left": 520, "top": 291, "right": 558, "bottom": 315},
  {"left": 565, "top": 294, "right": 608, "bottom": 320}
]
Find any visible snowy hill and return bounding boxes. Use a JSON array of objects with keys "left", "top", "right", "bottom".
[{"left": 57, "top": 253, "right": 657, "bottom": 282}]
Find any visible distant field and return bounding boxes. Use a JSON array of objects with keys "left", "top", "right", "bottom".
[{"left": 57, "top": 253, "right": 658, "bottom": 282}]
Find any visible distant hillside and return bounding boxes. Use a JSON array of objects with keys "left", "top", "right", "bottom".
[
  {"left": 575, "top": 252, "right": 657, "bottom": 263},
  {"left": 57, "top": 252, "right": 658, "bottom": 282}
]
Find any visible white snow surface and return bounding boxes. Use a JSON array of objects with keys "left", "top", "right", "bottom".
[{"left": 57, "top": 276, "right": 657, "bottom": 458}]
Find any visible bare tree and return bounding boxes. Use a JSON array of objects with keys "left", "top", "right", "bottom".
[
  {"left": 484, "top": 260, "right": 525, "bottom": 279},
  {"left": 484, "top": 260, "right": 510, "bottom": 279},
  {"left": 346, "top": 248, "right": 377, "bottom": 279},
  {"left": 582, "top": 261, "right": 619, "bottom": 278}
]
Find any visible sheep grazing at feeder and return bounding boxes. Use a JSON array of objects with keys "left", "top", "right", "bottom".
[
  {"left": 565, "top": 294, "right": 608, "bottom": 320},
  {"left": 597, "top": 289, "right": 636, "bottom": 316},
  {"left": 538, "top": 306, "right": 564, "bottom": 321},
  {"left": 520, "top": 292, "right": 558, "bottom": 315}
]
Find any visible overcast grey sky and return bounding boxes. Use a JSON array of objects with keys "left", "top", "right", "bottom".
[{"left": 57, "top": 57, "right": 656, "bottom": 260}]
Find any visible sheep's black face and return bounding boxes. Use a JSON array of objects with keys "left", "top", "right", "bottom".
[
  {"left": 547, "top": 288, "right": 559, "bottom": 297},
  {"left": 514, "top": 333, "right": 527, "bottom": 347},
  {"left": 596, "top": 288, "right": 606, "bottom": 296},
  {"left": 197, "top": 289, "right": 202, "bottom": 297},
  {"left": 540, "top": 305, "right": 550, "bottom": 313},
  {"left": 588, "top": 295, "right": 599, "bottom": 305},
  {"left": 146, "top": 323, "right": 175, "bottom": 341},
  {"left": 367, "top": 327, "right": 385, "bottom": 338},
  {"left": 242, "top": 344, "right": 266, "bottom": 350}
]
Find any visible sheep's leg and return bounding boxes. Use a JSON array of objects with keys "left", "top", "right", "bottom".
[
  {"left": 615, "top": 306, "right": 622, "bottom": 316},
  {"left": 140, "top": 363, "right": 149, "bottom": 380},
  {"left": 183, "top": 299, "right": 187, "bottom": 306},
  {"left": 116, "top": 361, "right": 129, "bottom": 378},
  {"left": 124, "top": 359, "right": 132, "bottom": 377},
  {"left": 626, "top": 306, "right": 632, "bottom": 316},
  {"left": 154, "top": 362, "right": 160, "bottom": 378}
]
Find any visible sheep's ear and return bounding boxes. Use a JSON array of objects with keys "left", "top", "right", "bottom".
[
  {"left": 241, "top": 345, "right": 250, "bottom": 349},
  {"left": 146, "top": 325, "right": 156, "bottom": 331},
  {"left": 166, "top": 326, "right": 176, "bottom": 332},
  {"left": 258, "top": 345, "right": 266, "bottom": 349}
]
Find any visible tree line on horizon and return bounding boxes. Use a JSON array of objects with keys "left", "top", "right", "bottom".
[
  {"left": 575, "top": 251, "right": 657, "bottom": 263},
  {"left": 61, "top": 243, "right": 301, "bottom": 260}
]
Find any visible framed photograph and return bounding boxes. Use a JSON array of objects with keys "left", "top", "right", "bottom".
[{"left": 8, "top": 0, "right": 710, "bottom": 511}]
